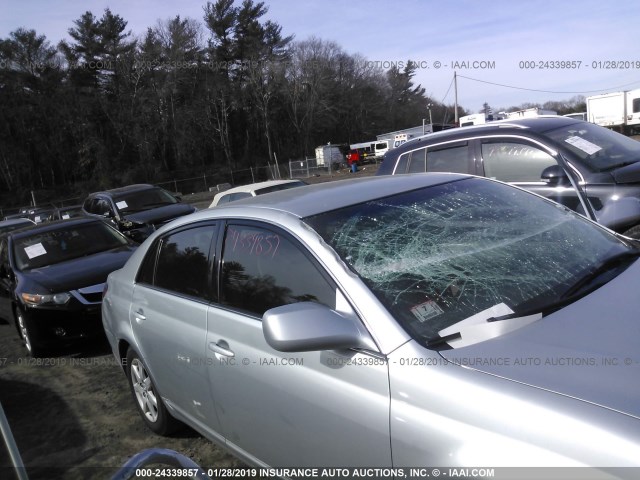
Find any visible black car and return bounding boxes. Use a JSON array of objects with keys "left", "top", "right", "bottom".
[
  {"left": 377, "top": 117, "right": 640, "bottom": 238},
  {"left": 0, "top": 218, "right": 35, "bottom": 235},
  {"left": 82, "top": 184, "right": 196, "bottom": 242},
  {"left": 51, "top": 204, "right": 85, "bottom": 221},
  {"left": 0, "top": 217, "right": 137, "bottom": 356},
  {"left": 25, "top": 206, "right": 57, "bottom": 224}
]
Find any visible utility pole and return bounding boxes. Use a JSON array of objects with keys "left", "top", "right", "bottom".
[{"left": 454, "top": 71, "right": 459, "bottom": 125}]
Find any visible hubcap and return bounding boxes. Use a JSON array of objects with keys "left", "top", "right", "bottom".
[
  {"left": 17, "top": 312, "right": 32, "bottom": 353},
  {"left": 131, "top": 359, "right": 158, "bottom": 422}
]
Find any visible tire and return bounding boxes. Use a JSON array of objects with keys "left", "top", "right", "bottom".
[
  {"left": 621, "top": 224, "right": 640, "bottom": 240},
  {"left": 15, "top": 308, "right": 44, "bottom": 358},
  {"left": 126, "top": 348, "right": 181, "bottom": 435}
]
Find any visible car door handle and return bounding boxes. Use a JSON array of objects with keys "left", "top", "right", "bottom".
[
  {"left": 134, "top": 309, "right": 146, "bottom": 322},
  {"left": 208, "top": 341, "right": 235, "bottom": 358}
]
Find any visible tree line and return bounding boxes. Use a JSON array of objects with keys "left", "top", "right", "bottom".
[{"left": 0, "top": 0, "right": 458, "bottom": 208}]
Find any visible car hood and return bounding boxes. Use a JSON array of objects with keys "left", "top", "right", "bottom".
[
  {"left": 439, "top": 258, "right": 640, "bottom": 419},
  {"left": 121, "top": 203, "right": 195, "bottom": 226},
  {"left": 23, "top": 246, "right": 136, "bottom": 292},
  {"left": 610, "top": 160, "right": 640, "bottom": 184}
]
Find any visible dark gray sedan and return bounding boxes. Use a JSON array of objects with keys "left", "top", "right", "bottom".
[{"left": 103, "top": 174, "right": 640, "bottom": 469}]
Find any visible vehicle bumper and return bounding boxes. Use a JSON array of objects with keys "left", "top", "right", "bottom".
[{"left": 22, "top": 304, "right": 105, "bottom": 347}]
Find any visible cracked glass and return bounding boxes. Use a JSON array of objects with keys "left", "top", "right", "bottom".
[{"left": 306, "top": 177, "right": 631, "bottom": 342}]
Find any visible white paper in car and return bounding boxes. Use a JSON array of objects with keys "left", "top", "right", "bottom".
[
  {"left": 24, "top": 243, "right": 47, "bottom": 259},
  {"left": 564, "top": 136, "right": 602, "bottom": 155},
  {"left": 411, "top": 300, "right": 444, "bottom": 323},
  {"left": 439, "top": 303, "right": 514, "bottom": 337},
  {"left": 62, "top": 214, "right": 70, "bottom": 219},
  {"left": 116, "top": 201, "right": 128, "bottom": 209},
  {"left": 439, "top": 303, "right": 542, "bottom": 349}
]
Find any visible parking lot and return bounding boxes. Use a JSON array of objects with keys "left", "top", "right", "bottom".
[
  {"left": 0, "top": 268, "right": 242, "bottom": 480},
  {"left": 0, "top": 167, "right": 378, "bottom": 479}
]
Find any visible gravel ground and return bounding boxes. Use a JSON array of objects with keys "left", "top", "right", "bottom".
[{"left": 0, "top": 164, "right": 379, "bottom": 479}]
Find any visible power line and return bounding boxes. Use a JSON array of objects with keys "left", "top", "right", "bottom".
[
  {"left": 457, "top": 74, "right": 640, "bottom": 95},
  {"left": 438, "top": 75, "right": 457, "bottom": 124}
]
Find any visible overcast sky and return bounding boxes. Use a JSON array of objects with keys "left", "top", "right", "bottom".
[{"left": 2, "top": 0, "right": 640, "bottom": 112}]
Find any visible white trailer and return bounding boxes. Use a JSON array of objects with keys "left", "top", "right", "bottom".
[
  {"left": 314, "top": 145, "right": 345, "bottom": 168},
  {"left": 459, "top": 112, "right": 507, "bottom": 127},
  {"left": 504, "top": 108, "right": 557, "bottom": 119},
  {"left": 586, "top": 89, "right": 640, "bottom": 134}
]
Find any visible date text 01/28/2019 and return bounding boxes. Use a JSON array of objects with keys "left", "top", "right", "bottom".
[{"left": 519, "top": 60, "right": 640, "bottom": 69}]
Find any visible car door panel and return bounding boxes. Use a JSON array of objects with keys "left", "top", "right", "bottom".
[
  {"left": 205, "top": 307, "right": 391, "bottom": 467},
  {"left": 128, "top": 222, "right": 222, "bottom": 430},
  {"left": 205, "top": 220, "right": 391, "bottom": 466},
  {"left": 130, "top": 286, "right": 220, "bottom": 429}
]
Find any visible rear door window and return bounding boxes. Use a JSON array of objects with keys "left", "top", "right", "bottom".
[
  {"left": 427, "top": 143, "right": 470, "bottom": 173},
  {"left": 394, "top": 142, "right": 471, "bottom": 175},
  {"left": 407, "top": 149, "right": 427, "bottom": 173},
  {"left": 140, "top": 224, "right": 217, "bottom": 301}
]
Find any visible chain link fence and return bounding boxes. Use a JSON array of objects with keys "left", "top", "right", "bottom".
[
  {"left": 154, "top": 163, "right": 287, "bottom": 195},
  {"left": 2, "top": 164, "right": 291, "bottom": 219},
  {"left": 288, "top": 157, "right": 341, "bottom": 178}
]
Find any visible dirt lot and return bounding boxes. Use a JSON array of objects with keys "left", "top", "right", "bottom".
[{"left": 0, "top": 166, "right": 379, "bottom": 479}]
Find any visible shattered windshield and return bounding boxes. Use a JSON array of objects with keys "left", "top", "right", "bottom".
[
  {"left": 545, "top": 121, "right": 640, "bottom": 171},
  {"left": 306, "top": 178, "right": 632, "bottom": 342}
]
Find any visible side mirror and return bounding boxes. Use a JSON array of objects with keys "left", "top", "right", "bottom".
[
  {"left": 541, "top": 165, "right": 570, "bottom": 185},
  {"left": 263, "top": 302, "right": 371, "bottom": 352}
]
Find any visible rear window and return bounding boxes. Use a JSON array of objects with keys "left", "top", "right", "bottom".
[
  {"left": 254, "top": 181, "right": 307, "bottom": 195},
  {"left": 113, "top": 187, "right": 178, "bottom": 213}
]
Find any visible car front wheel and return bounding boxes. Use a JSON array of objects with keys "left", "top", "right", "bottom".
[
  {"left": 15, "top": 308, "right": 44, "bottom": 357},
  {"left": 126, "top": 348, "right": 181, "bottom": 435}
]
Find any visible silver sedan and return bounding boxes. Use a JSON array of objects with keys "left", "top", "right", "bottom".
[{"left": 102, "top": 173, "right": 640, "bottom": 469}]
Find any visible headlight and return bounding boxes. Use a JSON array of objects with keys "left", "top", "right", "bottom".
[{"left": 22, "top": 292, "right": 72, "bottom": 306}]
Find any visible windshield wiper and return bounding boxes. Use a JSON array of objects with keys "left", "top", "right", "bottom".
[
  {"left": 485, "top": 249, "right": 640, "bottom": 324},
  {"left": 560, "top": 249, "right": 640, "bottom": 299},
  {"left": 425, "top": 332, "right": 461, "bottom": 348},
  {"left": 425, "top": 251, "right": 639, "bottom": 349}
]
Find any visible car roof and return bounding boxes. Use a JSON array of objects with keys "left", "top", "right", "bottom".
[
  {"left": 0, "top": 218, "right": 35, "bottom": 227},
  {"left": 6, "top": 216, "right": 105, "bottom": 240},
  {"left": 219, "top": 179, "right": 305, "bottom": 195},
  {"left": 397, "top": 116, "right": 584, "bottom": 149},
  {"left": 89, "top": 183, "right": 158, "bottom": 197},
  {"left": 57, "top": 204, "right": 82, "bottom": 211},
  {"left": 197, "top": 173, "right": 470, "bottom": 221}
]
